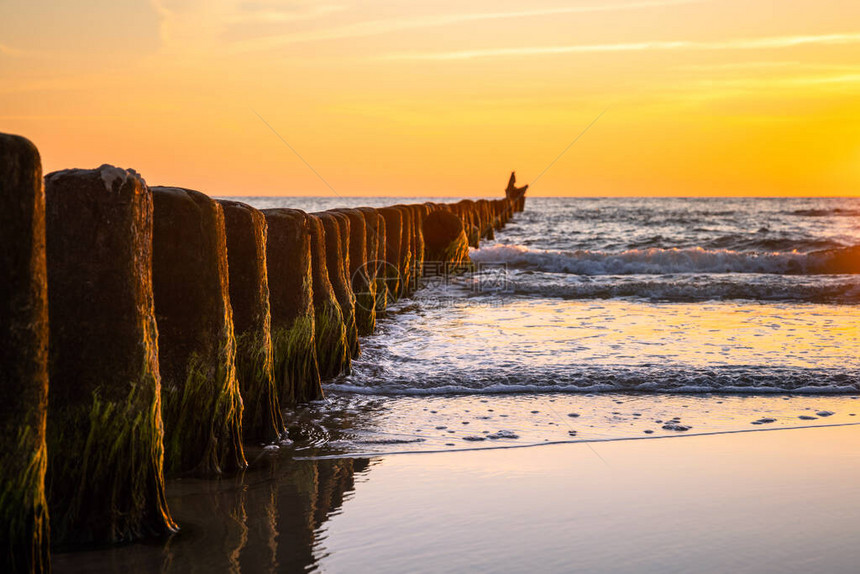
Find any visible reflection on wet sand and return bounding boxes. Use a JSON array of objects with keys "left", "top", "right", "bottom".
[{"left": 53, "top": 452, "right": 372, "bottom": 574}]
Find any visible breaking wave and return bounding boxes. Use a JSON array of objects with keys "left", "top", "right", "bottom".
[
  {"left": 330, "top": 365, "right": 860, "bottom": 395},
  {"left": 470, "top": 244, "right": 860, "bottom": 276}
]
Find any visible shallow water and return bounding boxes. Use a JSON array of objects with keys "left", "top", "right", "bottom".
[{"left": 237, "top": 196, "right": 860, "bottom": 455}]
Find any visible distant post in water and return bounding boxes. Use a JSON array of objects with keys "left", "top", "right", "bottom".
[
  {"left": 505, "top": 171, "right": 528, "bottom": 212},
  {"left": 0, "top": 134, "right": 50, "bottom": 573},
  {"left": 44, "top": 165, "right": 177, "bottom": 546},
  {"left": 151, "top": 187, "right": 246, "bottom": 476}
]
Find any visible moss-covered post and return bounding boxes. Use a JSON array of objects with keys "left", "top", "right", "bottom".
[
  {"left": 317, "top": 212, "right": 359, "bottom": 358},
  {"left": 423, "top": 209, "right": 470, "bottom": 266},
  {"left": 334, "top": 208, "right": 375, "bottom": 336},
  {"left": 394, "top": 206, "right": 414, "bottom": 297},
  {"left": 358, "top": 207, "right": 388, "bottom": 316},
  {"left": 44, "top": 166, "right": 177, "bottom": 546},
  {"left": 0, "top": 134, "right": 50, "bottom": 573},
  {"left": 477, "top": 199, "right": 494, "bottom": 240},
  {"left": 307, "top": 214, "right": 350, "bottom": 379},
  {"left": 411, "top": 204, "right": 427, "bottom": 280},
  {"left": 218, "top": 200, "right": 284, "bottom": 443},
  {"left": 151, "top": 187, "right": 246, "bottom": 476},
  {"left": 378, "top": 207, "right": 403, "bottom": 302},
  {"left": 491, "top": 199, "right": 505, "bottom": 231},
  {"left": 262, "top": 209, "right": 323, "bottom": 404}
]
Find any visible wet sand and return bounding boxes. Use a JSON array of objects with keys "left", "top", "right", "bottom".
[{"left": 54, "top": 424, "right": 860, "bottom": 573}]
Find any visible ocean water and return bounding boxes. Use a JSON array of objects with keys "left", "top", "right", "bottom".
[{"left": 240, "top": 196, "right": 860, "bottom": 456}]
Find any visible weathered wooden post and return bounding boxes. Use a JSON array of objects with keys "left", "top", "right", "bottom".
[
  {"left": 218, "top": 200, "right": 284, "bottom": 443},
  {"left": 44, "top": 165, "right": 176, "bottom": 546},
  {"left": 262, "top": 209, "right": 323, "bottom": 404},
  {"left": 394, "top": 206, "right": 415, "bottom": 297},
  {"left": 411, "top": 204, "right": 427, "bottom": 279},
  {"left": 357, "top": 207, "right": 388, "bottom": 316},
  {"left": 307, "top": 214, "right": 349, "bottom": 379},
  {"left": 334, "top": 208, "right": 375, "bottom": 336},
  {"left": 0, "top": 134, "right": 50, "bottom": 573},
  {"left": 505, "top": 171, "right": 528, "bottom": 212},
  {"left": 477, "top": 199, "right": 494, "bottom": 240},
  {"left": 317, "top": 212, "right": 359, "bottom": 358},
  {"left": 151, "top": 187, "right": 246, "bottom": 476},
  {"left": 423, "top": 209, "right": 470, "bottom": 265},
  {"left": 377, "top": 207, "right": 403, "bottom": 303}
]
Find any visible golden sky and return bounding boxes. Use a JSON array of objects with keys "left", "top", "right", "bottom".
[{"left": 1, "top": 0, "right": 859, "bottom": 197}]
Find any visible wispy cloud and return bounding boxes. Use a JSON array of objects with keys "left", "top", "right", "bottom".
[
  {"left": 0, "top": 43, "right": 26, "bottom": 57},
  {"left": 383, "top": 32, "right": 860, "bottom": 61},
  {"left": 228, "top": 3, "right": 346, "bottom": 23},
  {"left": 229, "top": 0, "right": 705, "bottom": 53}
]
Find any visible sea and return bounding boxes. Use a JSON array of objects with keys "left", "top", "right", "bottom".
[{"left": 240, "top": 196, "right": 860, "bottom": 457}]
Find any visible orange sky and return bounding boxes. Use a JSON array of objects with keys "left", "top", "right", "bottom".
[{"left": 1, "top": 0, "right": 859, "bottom": 197}]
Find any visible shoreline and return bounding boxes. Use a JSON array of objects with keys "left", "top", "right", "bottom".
[
  {"left": 53, "top": 424, "right": 860, "bottom": 573},
  {"left": 293, "top": 419, "right": 860, "bottom": 460}
]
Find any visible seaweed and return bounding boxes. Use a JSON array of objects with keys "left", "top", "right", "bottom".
[
  {"left": 315, "top": 298, "right": 350, "bottom": 380},
  {"left": 1, "top": 426, "right": 49, "bottom": 573},
  {"left": 161, "top": 326, "right": 246, "bottom": 476},
  {"left": 47, "top": 334, "right": 177, "bottom": 545},
  {"left": 271, "top": 314, "right": 323, "bottom": 405},
  {"left": 234, "top": 329, "right": 283, "bottom": 443},
  {"left": 444, "top": 230, "right": 471, "bottom": 265},
  {"left": 353, "top": 282, "right": 377, "bottom": 335},
  {"left": 374, "top": 274, "right": 389, "bottom": 314},
  {"left": 0, "top": 132, "right": 50, "bottom": 573}
]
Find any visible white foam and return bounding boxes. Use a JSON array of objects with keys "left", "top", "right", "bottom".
[
  {"left": 469, "top": 244, "right": 836, "bottom": 276},
  {"left": 97, "top": 164, "right": 145, "bottom": 193}
]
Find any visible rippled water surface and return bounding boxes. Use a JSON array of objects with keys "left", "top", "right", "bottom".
[{"left": 234, "top": 196, "right": 860, "bottom": 457}]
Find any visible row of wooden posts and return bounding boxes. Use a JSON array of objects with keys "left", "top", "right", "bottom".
[{"left": 0, "top": 132, "right": 527, "bottom": 573}]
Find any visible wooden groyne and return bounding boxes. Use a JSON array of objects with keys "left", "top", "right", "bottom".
[{"left": 0, "top": 131, "right": 526, "bottom": 571}]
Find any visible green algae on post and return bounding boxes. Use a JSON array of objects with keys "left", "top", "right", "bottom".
[
  {"left": 411, "top": 204, "right": 427, "bottom": 281},
  {"left": 318, "top": 212, "right": 359, "bottom": 359},
  {"left": 44, "top": 166, "right": 177, "bottom": 546},
  {"left": 378, "top": 207, "right": 403, "bottom": 304},
  {"left": 358, "top": 207, "right": 389, "bottom": 316},
  {"left": 335, "top": 208, "right": 376, "bottom": 336},
  {"left": 308, "top": 214, "right": 350, "bottom": 380},
  {"left": 0, "top": 134, "right": 50, "bottom": 574},
  {"left": 151, "top": 187, "right": 246, "bottom": 476},
  {"left": 393, "top": 206, "right": 414, "bottom": 298},
  {"left": 219, "top": 200, "right": 284, "bottom": 443},
  {"left": 262, "top": 208, "right": 323, "bottom": 403},
  {"left": 423, "top": 209, "right": 471, "bottom": 266}
]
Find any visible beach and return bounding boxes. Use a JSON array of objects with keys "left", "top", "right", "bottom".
[{"left": 54, "top": 424, "right": 860, "bottom": 573}]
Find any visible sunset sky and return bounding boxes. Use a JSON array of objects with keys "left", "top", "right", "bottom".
[{"left": 1, "top": 0, "right": 859, "bottom": 197}]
